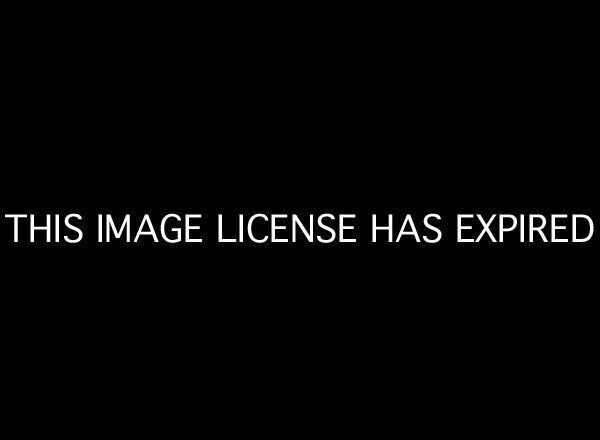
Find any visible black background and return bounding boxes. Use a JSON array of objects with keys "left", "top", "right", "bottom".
[{"left": 1, "top": 6, "right": 597, "bottom": 434}]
